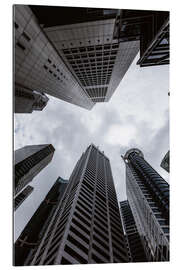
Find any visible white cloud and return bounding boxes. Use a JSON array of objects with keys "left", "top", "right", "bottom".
[{"left": 105, "top": 124, "right": 137, "bottom": 146}]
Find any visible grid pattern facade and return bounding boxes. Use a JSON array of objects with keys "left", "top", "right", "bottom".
[
  {"left": 14, "top": 5, "right": 94, "bottom": 110},
  {"left": 14, "top": 144, "right": 55, "bottom": 195},
  {"left": 27, "top": 144, "right": 128, "bottom": 265},
  {"left": 14, "top": 177, "right": 68, "bottom": 266},
  {"left": 123, "top": 149, "right": 169, "bottom": 261},
  {"left": 120, "top": 200, "right": 147, "bottom": 262},
  {"left": 44, "top": 18, "right": 139, "bottom": 103},
  {"left": 14, "top": 185, "right": 34, "bottom": 211}
]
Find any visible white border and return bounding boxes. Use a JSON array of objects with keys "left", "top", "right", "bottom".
[{"left": 1, "top": 0, "right": 178, "bottom": 269}]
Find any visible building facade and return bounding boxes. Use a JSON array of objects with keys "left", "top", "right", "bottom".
[
  {"left": 119, "top": 200, "right": 147, "bottom": 262},
  {"left": 14, "top": 5, "right": 94, "bottom": 110},
  {"left": 160, "top": 150, "right": 169, "bottom": 173},
  {"left": 14, "top": 5, "right": 139, "bottom": 107},
  {"left": 14, "top": 177, "right": 68, "bottom": 266},
  {"left": 23, "top": 144, "right": 129, "bottom": 265},
  {"left": 114, "top": 9, "right": 169, "bottom": 67},
  {"left": 14, "top": 185, "right": 34, "bottom": 211},
  {"left": 122, "top": 148, "right": 169, "bottom": 261},
  {"left": 14, "top": 84, "right": 49, "bottom": 113},
  {"left": 14, "top": 144, "right": 55, "bottom": 195}
]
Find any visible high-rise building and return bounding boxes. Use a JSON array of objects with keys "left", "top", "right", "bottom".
[
  {"left": 24, "top": 144, "right": 129, "bottom": 265},
  {"left": 14, "top": 84, "right": 49, "bottom": 113},
  {"left": 114, "top": 9, "right": 169, "bottom": 67},
  {"left": 160, "top": 150, "right": 169, "bottom": 173},
  {"left": 14, "top": 177, "right": 68, "bottom": 266},
  {"left": 14, "top": 185, "right": 34, "bottom": 211},
  {"left": 119, "top": 200, "right": 148, "bottom": 262},
  {"left": 14, "top": 5, "right": 94, "bottom": 110},
  {"left": 14, "top": 144, "right": 55, "bottom": 195},
  {"left": 14, "top": 5, "right": 139, "bottom": 107},
  {"left": 122, "top": 148, "right": 169, "bottom": 261}
]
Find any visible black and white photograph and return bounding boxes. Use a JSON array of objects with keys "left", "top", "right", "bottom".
[{"left": 12, "top": 2, "right": 169, "bottom": 266}]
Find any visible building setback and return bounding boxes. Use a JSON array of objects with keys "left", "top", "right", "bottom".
[
  {"left": 14, "top": 177, "right": 68, "bottom": 266},
  {"left": 14, "top": 84, "right": 49, "bottom": 113},
  {"left": 24, "top": 144, "right": 129, "bottom": 265},
  {"left": 119, "top": 200, "right": 148, "bottom": 262},
  {"left": 122, "top": 148, "right": 169, "bottom": 261},
  {"left": 14, "top": 185, "right": 34, "bottom": 211},
  {"left": 14, "top": 144, "right": 55, "bottom": 195},
  {"left": 14, "top": 5, "right": 94, "bottom": 110}
]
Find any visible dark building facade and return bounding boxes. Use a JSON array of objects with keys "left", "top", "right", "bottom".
[
  {"left": 160, "top": 150, "right": 169, "bottom": 173},
  {"left": 14, "top": 5, "right": 139, "bottom": 107},
  {"left": 14, "top": 144, "right": 55, "bottom": 195},
  {"left": 14, "top": 177, "right": 68, "bottom": 266},
  {"left": 23, "top": 144, "right": 129, "bottom": 265},
  {"left": 120, "top": 200, "right": 147, "bottom": 262},
  {"left": 122, "top": 148, "right": 169, "bottom": 261},
  {"left": 114, "top": 9, "right": 169, "bottom": 67},
  {"left": 14, "top": 84, "right": 49, "bottom": 113},
  {"left": 14, "top": 185, "right": 34, "bottom": 211}
]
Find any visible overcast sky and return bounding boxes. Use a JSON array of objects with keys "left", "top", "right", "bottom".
[{"left": 14, "top": 54, "right": 169, "bottom": 241}]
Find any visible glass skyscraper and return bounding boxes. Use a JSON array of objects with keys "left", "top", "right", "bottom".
[
  {"left": 14, "top": 144, "right": 55, "bottom": 195},
  {"left": 122, "top": 148, "right": 169, "bottom": 261},
  {"left": 14, "top": 177, "right": 68, "bottom": 266},
  {"left": 23, "top": 144, "right": 128, "bottom": 265}
]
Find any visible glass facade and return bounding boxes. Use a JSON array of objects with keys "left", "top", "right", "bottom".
[
  {"left": 123, "top": 148, "right": 169, "bottom": 261},
  {"left": 24, "top": 144, "right": 128, "bottom": 265}
]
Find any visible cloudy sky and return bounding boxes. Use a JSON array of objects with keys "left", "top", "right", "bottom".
[{"left": 14, "top": 53, "right": 169, "bottom": 241}]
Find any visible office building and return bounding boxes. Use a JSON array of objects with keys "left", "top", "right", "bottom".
[
  {"left": 14, "top": 177, "right": 68, "bottom": 266},
  {"left": 114, "top": 9, "right": 169, "bottom": 67},
  {"left": 24, "top": 144, "right": 129, "bottom": 265},
  {"left": 14, "top": 5, "right": 139, "bottom": 106},
  {"left": 120, "top": 200, "right": 147, "bottom": 262},
  {"left": 14, "top": 5, "right": 94, "bottom": 110},
  {"left": 14, "top": 185, "right": 34, "bottom": 211},
  {"left": 14, "top": 84, "right": 49, "bottom": 113},
  {"left": 160, "top": 151, "right": 169, "bottom": 173},
  {"left": 122, "top": 148, "right": 169, "bottom": 261},
  {"left": 14, "top": 144, "right": 55, "bottom": 195}
]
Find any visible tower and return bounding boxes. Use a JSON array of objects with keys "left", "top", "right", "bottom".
[
  {"left": 160, "top": 150, "right": 170, "bottom": 173},
  {"left": 14, "top": 84, "right": 49, "bottom": 113},
  {"left": 30, "top": 5, "right": 139, "bottom": 104},
  {"left": 14, "top": 5, "right": 139, "bottom": 108},
  {"left": 113, "top": 9, "right": 169, "bottom": 67},
  {"left": 25, "top": 144, "right": 129, "bottom": 265},
  {"left": 119, "top": 200, "right": 147, "bottom": 262},
  {"left": 14, "top": 144, "right": 55, "bottom": 195},
  {"left": 14, "top": 185, "right": 34, "bottom": 211},
  {"left": 14, "top": 177, "right": 68, "bottom": 266},
  {"left": 14, "top": 5, "right": 94, "bottom": 110},
  {"left": 122, "top": 148, "right": 169, "bottom": 261}
]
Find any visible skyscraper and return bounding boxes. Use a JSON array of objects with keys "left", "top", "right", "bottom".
[
  {"left": 14, "top": 144, "right": 55, "bottom": 195},
  {"left": 14, "top": 5, "right": 94, "bottom": 110},
  {"left": 14, "top": 185, "right": 34, "bottom": 211},
  {"left": 24, "top": 144, "right": 129, "bottom": 265},
  {"left": 14, "top": 5, "right": 139, "bottom": 107},
  {"left": 14, "top": 177, "right": 68, "bottom": 266},
  {"left": 114, "top": 9, "right": 169, "bottom": 67},
  {"left": 119, "top": 200, "right": 148, "bottom": 262},
  {"left": 160, "top": 150, "right": 170, "bottom": 173},
  {"left": 122, "top": 148, "right": 169, "bottom": 261},
  {"left": 14, "top": 84, "right": 49, "bottom": 113}
]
